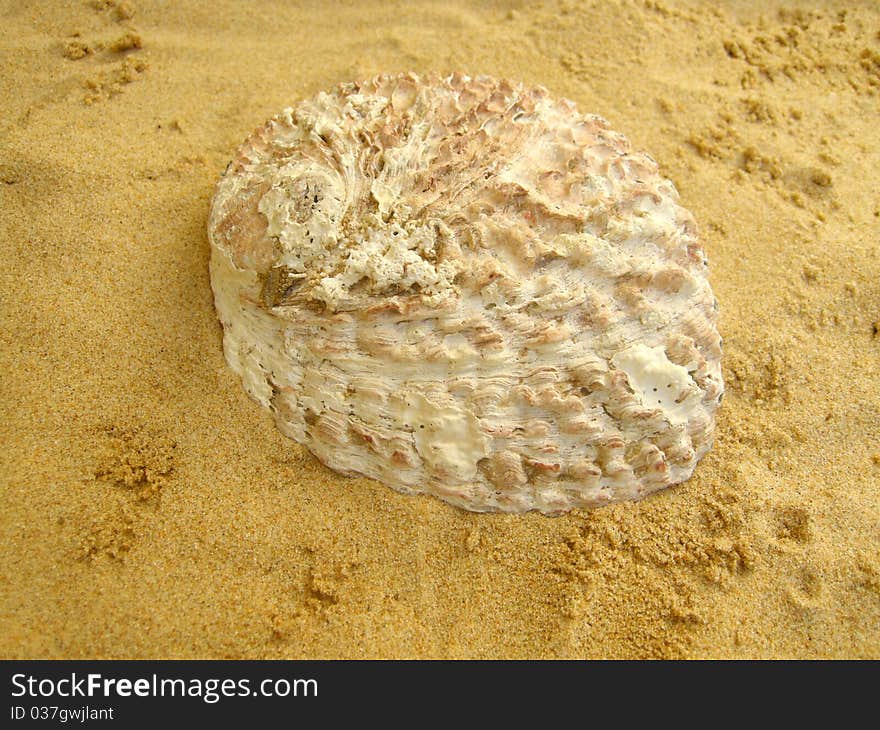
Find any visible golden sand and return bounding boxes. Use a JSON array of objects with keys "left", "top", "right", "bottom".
[{"left": 1, "top": 0, "right": 878, "bottom": 659}]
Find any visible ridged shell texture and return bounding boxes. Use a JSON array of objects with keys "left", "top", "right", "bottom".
[{"left": 208, "top": 72, "right": 723, "bottom": 514}]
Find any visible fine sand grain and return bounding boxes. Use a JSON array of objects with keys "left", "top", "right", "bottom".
[{"left": 1, "top": 0, "right": 878, "bottom": 659}]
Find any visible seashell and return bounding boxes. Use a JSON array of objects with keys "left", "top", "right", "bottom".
[{"left": 208, "top": 72, "right": 723, "bottom": 515}]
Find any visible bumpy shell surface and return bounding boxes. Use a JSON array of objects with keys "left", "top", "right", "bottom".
[{"left": 208, "top": 72, "right": 723, "bottom": 514}]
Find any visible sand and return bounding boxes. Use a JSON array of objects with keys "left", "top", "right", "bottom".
[{"left": 0, "top": 0, "right": 878, "bottom": 659}]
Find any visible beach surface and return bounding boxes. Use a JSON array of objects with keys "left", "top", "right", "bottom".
[{"left": 1, "top": 0, "right": 878, "bottom": 658}]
